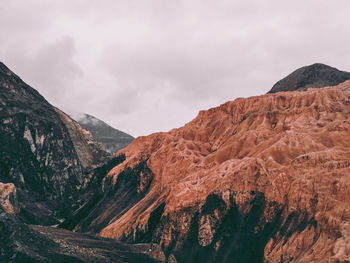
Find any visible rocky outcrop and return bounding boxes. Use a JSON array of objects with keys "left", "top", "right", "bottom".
[
  {"left": 67, "top": 81, "right": 350, "bottom": 262},
  {"left": 0, "top": 208, "right": 165, "bottom": 263},
  {"left": 73, "top": 113, "right": 134, "bottom": 154},
  {"left": 0, "top": 182, "right": 19, "bottom": 214},
  {"left": 267, "top": 63, "right": 350, "bottom": 93},
  {"left": 0, "top": 62, "right": 109, "bottom": 225}
]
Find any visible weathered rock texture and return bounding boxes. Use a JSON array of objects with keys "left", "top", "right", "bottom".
[
  {"left": 0, "top": 62, "right": 109, "bottom": 224},
  {"left": 0, "top": 182, "right": 19, "bottom": 214},
  {"left": 69, "top": 81, "right": 350, "bottom": 262},
  {"left": 0, "top": 208, "right": 165, "bottom": 263},
  {"left": 268, "top": 63, "right": 350, "bottom": 94},
  {"left": 74, "top": 113, "right": 134, "bottom": 154}
]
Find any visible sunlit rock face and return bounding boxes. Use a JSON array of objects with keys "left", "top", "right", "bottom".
[
  {"left": 70, "top": 80, "right": 350, "bottom": 262},
  {"left": 0, "top": 62, "right": 109, "bottom": 224}
]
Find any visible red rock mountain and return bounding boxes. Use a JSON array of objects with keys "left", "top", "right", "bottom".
[{"left": 67, "top": 80, "right": 350, "bottom": 262}]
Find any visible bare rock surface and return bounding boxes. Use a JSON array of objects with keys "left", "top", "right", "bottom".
[{"left": 68, "top": 81, "right": 350, "bottom": 262}]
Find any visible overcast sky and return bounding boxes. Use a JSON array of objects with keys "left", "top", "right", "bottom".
[{"left": 1, "top": 1, "right": 350, "bottom": 137}]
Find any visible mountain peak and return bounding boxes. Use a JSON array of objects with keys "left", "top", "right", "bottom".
[
  {"left": 268, "top": 63, "right": 350, "bottom": 93},
  {"left": 69, "top": 112, "right": 134, "bottom": 154}
]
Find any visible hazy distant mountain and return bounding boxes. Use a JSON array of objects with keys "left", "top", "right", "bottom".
[
  {"left": 268, "top": 63, "right": 350, "bottom": 93},
  {"left": 71, "top": 113, "right": 134, "bottom": 154}
]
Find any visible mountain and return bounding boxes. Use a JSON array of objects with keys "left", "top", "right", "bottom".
[
  {"left": 65, "top": 80, "right": 350, "bottom": 262},
  {"left": 72, "top": 113, "right": 134, "bottom": 154},
  {"left": 0, "top": 61, "right": 164, "bottom": 262},
  {"left": 0, "top": 62, "right": 110, "bottom": 225},
  {"left": 267, "top": 63, "right": 350, "bottom": 93}
]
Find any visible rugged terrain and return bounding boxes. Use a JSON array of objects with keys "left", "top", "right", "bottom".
[
  {"left": 0, "top": 208, "right": 164, "bottom": 262},
  {"left": 72, "top": 113, "right": 134, "bottom": 154},
  {"left": 1, "top": 61, "right": 350, "bottom": 262},
  {"left": 0, "top": 62, "right": 110, "bottom": 224},
  {"left": 0, "top": 62, "right": 164, "bottom": 263},
  {"left": 268, "top": 63, "right": 350, "bottom": 94},
  {"left": 67, "top": 80, "right": 350, "bottom": 262}
]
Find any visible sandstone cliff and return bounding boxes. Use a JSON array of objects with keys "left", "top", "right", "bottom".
[{"left": 69, "top": 81, "right": 350, "bottom": 262}]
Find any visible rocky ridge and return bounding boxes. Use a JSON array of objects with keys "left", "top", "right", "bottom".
[{"left": 68, "top": 81, "right": 350, "bottom": 262}]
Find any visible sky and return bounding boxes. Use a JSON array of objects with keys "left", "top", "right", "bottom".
[{"left": 1, "top": 0, "right": 350, "bottom": 137}]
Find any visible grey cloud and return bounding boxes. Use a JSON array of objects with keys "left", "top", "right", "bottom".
[
  {"left": 1, "top": 0, "right": 350, "bottom": 136},
  {"left": 4, "top": 37, "right": 83, "bottom": 106}
]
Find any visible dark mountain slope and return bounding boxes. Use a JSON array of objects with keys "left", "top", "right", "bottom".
[
  {"left": 267, "top": 63, "right": 350, "bottom": 93},
  {"left": 0, "top": 62, "right": 109, "bottom": 224}
]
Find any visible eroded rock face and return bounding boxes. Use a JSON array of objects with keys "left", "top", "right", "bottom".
[
  {"left": 0, "top": 62, "right": 109, "bottom": 224},
  {"left": 70, "top": 81, "right": 350, "bottom": 262}
]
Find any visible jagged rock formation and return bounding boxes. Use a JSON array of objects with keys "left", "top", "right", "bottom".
[
  {"left": 67, "top": 81, "right": 350, "bottom": 262},
  {"left": 72, "top": 112, "right": 134, "bottom": 154},
  {"left": 268, "top": 63, "right": 350, "bottom": 94},
  {"left": 0, "top": 62, "right": 109, "bottom": 225},
  {"left": 0, "top": 208, "right": 165, "bottom": 263}
]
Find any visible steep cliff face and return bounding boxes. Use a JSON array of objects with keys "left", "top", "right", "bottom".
[
  {"left": 70, "top": 81, "right": 350, "bottom": 262},
  {"left": 73, "top": 113, "right": 134, "bottom": 154},
  {"left": 0, "top": 62, "right": 108, "bottom": 224},
  {"left": 268, "top": 63, "right": 350, "bottom": 94}
]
